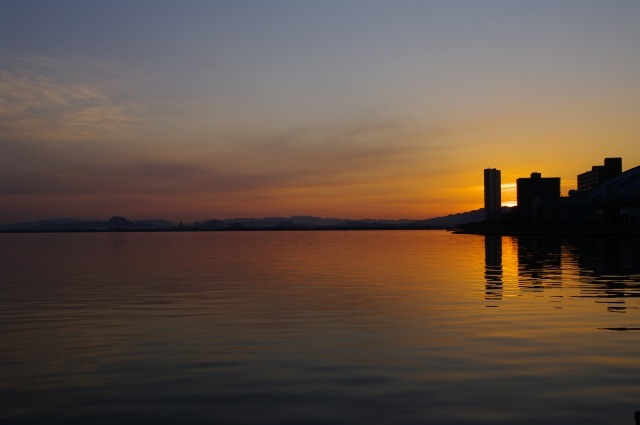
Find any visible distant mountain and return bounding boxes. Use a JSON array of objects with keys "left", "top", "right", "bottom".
[
  {"left": 408, "top": 208, "right": 486, "bottom": 228},
  {"left": 104, "top": 216, "right": 135, "bottom": 229},
  {"left": 0, "top": 216, "right": 178, "bottom": 232},
  {"left": 214, "top": 216, "right": 415, "bottom": 229},
  {"left": 1, "top": 209, "right": 504, "bottom": 232},
  {"left": 133, "top": 219, "right": 177, "bottom": 227},
  {"left": 412, "top": 207, "right": 511, "bottom": 228},
  {"left": 407, "top": 207, "right": 511, "bottom": 228}
]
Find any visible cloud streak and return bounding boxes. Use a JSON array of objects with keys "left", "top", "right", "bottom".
[
  {"left": 0, "top": 115, "right": 448, "bottom": 199},
  {"left": 0, "top": 69, "right": 143, "bottom": 141}
]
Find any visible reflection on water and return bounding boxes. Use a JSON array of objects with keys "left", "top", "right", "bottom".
[
  {"left": 517, "top": 235, "right": 562, "bottom": 292},
  {"left": 484, "top": 235, "right": 503, "bottom": 305},
  {"left": 2, "top": 231, "right": 640, "bottom": 425},
  {"left": 484, "top": 234, "right": 640, "bottom": 313},
  {"left": 570, "top": 237, "right": 640, "bottom": 313}
]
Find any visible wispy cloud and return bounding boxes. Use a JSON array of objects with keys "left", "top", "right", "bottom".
[
  {"left": 0, "top": 119, "right": 427, "bottom": 199},
  {"left": 0, "top": 64, "right": 143, "bottom": 141},
  {"left": 0, "top": 71, "right": 102, "bottom": 112}
]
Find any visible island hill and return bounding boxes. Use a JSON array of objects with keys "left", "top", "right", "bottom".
[{"left": 0, "top": 209, "right": 498, "bottom": 232}]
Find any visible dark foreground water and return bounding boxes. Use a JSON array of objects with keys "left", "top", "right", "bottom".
[{"left": 1, "top": 230, "right": 639, "bottom": 425}]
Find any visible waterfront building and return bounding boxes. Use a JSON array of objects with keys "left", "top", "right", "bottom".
[
  {"left": 577, "top": 157, "right": 622, "bottom": 192},
  {"left": 484, "top": 168, "right": 501, "bottom": 220},
  {"left": 566, "top": 164, "right": 640, "bottom": 223},
  {"left": 516, "top": 172, "right": 561, "bottom": 221}
]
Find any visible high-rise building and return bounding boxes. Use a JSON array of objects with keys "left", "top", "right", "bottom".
[
  {"left": 577, "top": 157, "right": 622, "bottom": 191},
  {"left": 516, "top": 172, "right": 561, "bottom": 221},
  {"left": 484, "top": 168, "right": 501, "bottom": 220}
]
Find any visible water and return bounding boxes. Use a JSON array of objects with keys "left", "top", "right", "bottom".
[{"left": 1, "top": 230, "right": 639, "bottom": 424}]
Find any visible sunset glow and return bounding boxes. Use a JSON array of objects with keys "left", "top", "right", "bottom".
[{"left": 1, "top": 1, "right": 640, "bottom": 223}]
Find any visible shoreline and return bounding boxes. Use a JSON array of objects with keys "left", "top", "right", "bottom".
[
  {"left": 0, "top": 226, "right": 448, "bottom": 234},
  {"left": 454, "top": 223, "right": 640, "bottom": 236},
  {"left": 3, "top": 223, "right": 640, "bottom": 235}
]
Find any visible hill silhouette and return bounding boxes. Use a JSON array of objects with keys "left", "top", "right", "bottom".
[{"left": 0, "top": 209, "right": 502, "bottom": 232}]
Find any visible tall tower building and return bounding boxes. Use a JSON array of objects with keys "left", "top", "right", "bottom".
[{"left": 484, "top": 168, "right": 501, "bottom": 220}]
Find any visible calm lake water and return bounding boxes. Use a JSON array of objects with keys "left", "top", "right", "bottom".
[{"left": 1, "top": 230, "right": 639, "bottom": 424}]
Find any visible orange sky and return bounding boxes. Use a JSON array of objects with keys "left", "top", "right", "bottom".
[{"left": 1, "top": 1, "right": 640, "bottom": 223}]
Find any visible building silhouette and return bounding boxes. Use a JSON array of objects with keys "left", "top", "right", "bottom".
[
  {"left": 566, "top": 164, "right": 640, "bottom": 223},
  {"left": 516, "top": 172, "right": 561, "bottom": 221},
  {"left": 484, "top": 168, "right": 501, "bottom": 220},
  {"left": 472, "top": 157, "right": 640, "bottom": 228},
  {"left": 577, "top": 157, "right": 622, "bottom": 192}
]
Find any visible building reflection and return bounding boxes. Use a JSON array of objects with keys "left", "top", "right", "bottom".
[
  {"left": 564, "top": 236, "right": 640, "bottom": 313},
  {"left": 484, "top": 235, "right": 503, "bottom": 305},
  {"left": 516, "top": 235, "right": 563, "bottom": 292},
  {"left": 483, "top": 234, "right": 640, "bottom": 313}
]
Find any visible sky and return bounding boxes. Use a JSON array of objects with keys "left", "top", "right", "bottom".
[{"left": 1, "top": 0, "right": 640, "bottom": 223}]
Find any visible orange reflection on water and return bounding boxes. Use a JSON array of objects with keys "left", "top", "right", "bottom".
[{"left": 2, "top": 231, "right": 640, "bottom": 425}]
